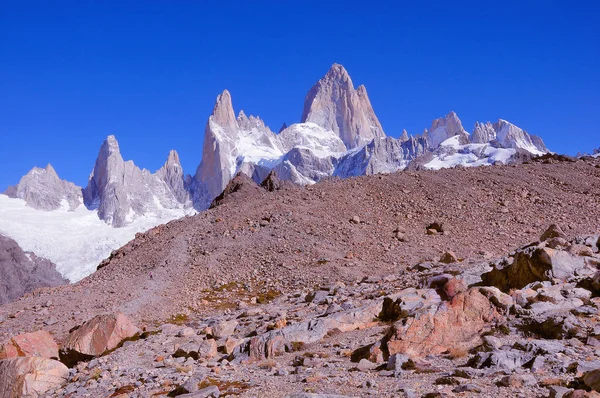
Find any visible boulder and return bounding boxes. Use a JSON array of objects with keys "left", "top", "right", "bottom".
[
  {"left": 583, "top": 369, "right": 600, "bottom": 392},
  {"left": 234, "top": 300, "right": 381, "bottom": 362},
  {"left": 0, "top": 330, "right": 59, "bottom": 360},
  {"left": 541, "top": 224, "right": 567, "bottom": 242},
  {"left": 439, "top": 252, "right": 459, "bottom": 264},
  {"left": 386, "top": 288, "right": 501, "bottom": 358},
  {"left": 481, "top": 244, "right": 592, "bottom": 292},
  {"left": 0, "top": 357, "right": 69, "bottom": 397},
  {"left": 209, "top": 319, "right": 238, "bottom": 340},
  {"left": 60, "top": 313, "right": 139, "bottom": 367}
]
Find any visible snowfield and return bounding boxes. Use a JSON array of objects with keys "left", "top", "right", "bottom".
[
  {"left": 424, "top": 136, "right": 516, "bottom": 170},
  {"left": 0, "top": 195, "right": 192, "bottom": 282}
]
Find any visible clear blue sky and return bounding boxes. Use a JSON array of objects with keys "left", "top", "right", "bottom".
[{"left": 1, "top": 1, "right": 598, "bottom": 190}]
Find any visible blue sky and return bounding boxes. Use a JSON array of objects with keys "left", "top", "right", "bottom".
[{"left": 1, "top": 1, "right": 598, "bottom": 190}]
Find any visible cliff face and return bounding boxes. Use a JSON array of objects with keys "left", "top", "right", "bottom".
[{"left": 0, "top": 234, "right": 67, "bottom": 305}]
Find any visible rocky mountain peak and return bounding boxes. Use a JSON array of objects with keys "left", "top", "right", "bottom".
[
  {"left": 301, "top": 64, "right": 386, "bottom": 149},
  {"left": 211, "top": 90, "right": 237, "bottom": 131},
  {"left": 400, "top": 129, "right": 409, "bottom": 143},
  {"left": 426, "top": 111, "right": 469, "bottom": 149},
  {"left": 323, "top": 63, "right": 353, "bottom": 88},
  {"left": 471, "top": 121, "right": 497, "bottom": 144},
  {"left": 165, "top": 149, "right": 180, "bottom": 167},
  {"left": 4, "top": 164, "right": 82, "bottom": 211}
]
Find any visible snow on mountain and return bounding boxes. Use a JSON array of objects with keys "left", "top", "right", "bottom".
[
  {"left": 492, "top": 119, "right": 547, "bottom": 155},
  {"left": 424, "top": 135, "right": 517, "bottom": 170},
  {"left": 192, "top": 88, "right": 350, "bottom": 209},
  {"left": 424, "top": 111, "right": 469, "bottom": 149},
  {"left": 0, "top": 195, "right": 191, "bottom": 282}
]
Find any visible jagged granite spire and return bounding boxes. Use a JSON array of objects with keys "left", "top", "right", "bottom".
[
  {"left": 4, "top": 164, "right": 82, "bottom": 211},
  {"left": 83, "top": 135, "right": 191, "bottom": 227},
  {"left": 301, "top": 63, "right": 386, "bottom": 149},
  {"left": 156, "top": 150, "right": 189, "bottom": 205},
  {"left": 194, "top": 90, "right": 283, "bottom": 208},
  {"left": 425, "top": 111, "right": 469, "bottom": 148}
]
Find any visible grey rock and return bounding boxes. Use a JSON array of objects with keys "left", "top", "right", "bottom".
[
  {"left": 0, "top": 234, "right": 67, "bottom": 305},
  {"left": 467, "top": 349, "right": 532, "bottom": 371},
  {"left": 178, "top": 385, "right": 220, "bottom": 397},
  {"left": 83, "top": 135, "right": 190, "bottom": 227},
  {"left": 301, "top": 63, "right": 385, "bottom": 149},
  {"left": 424, "top": 111, "right": 469, "bottom": 149},
  {"left": 4, "top": 164, "right": 82, "bottom": 211},
  {"left": 286, "top": 393, "right": 354, "bottom": 398},
  {"left": 547, "top": 386, "right": 573, "bottom": 398}
]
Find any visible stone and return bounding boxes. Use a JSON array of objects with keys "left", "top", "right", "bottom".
[
  {"left": 356, "top": 358, "right": 376, "bottom": 371},
  {"left": 467, "top": 349, "right": 532, "bottom": 371},
  {"left": 439, "top": 252, "right": 459, "bottom": 264},
  {"left": 209, "top": 320, "right": 238, "bottom": 339},
  {"left": 60, "top": 313, "right": 140, "bottom": 367},
  {"left": 386, "top": 353, "right": 412, "bottom": 377},
  {"left": 0, "top": 357, "right": 69, "bottom": 397},
  {"left": 547, "top": 386, "right": 573, "bottom": 398},
  {"left": 481, "top": 244, "right": 591, "bottom": 292},
  {"left": 583, "top": 369, "right": 600, "bottom": 392},
  {"left": 386, "top": 288, "right": 501, "bottom": 358},
  {"left": 0, "top": 235, "right": 67, "bottom": 306},
  {"left": 0, "top": 330, "right": 59, "bottom": 360},
  {"left": 285, "top": 393, "right": 353, "bottom": 398},
  {"left": 178, "top": 385, "right": 220, "bottom": 397},
  {"left": 426, "top": 222, "right": 444, "bottom": 233},
  {"left": 541, "top": 224, "right": 567, "bottom": 242}
]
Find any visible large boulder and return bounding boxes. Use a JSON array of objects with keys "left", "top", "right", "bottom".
[
  {"left": 0, "top": 357, "right": 69, "bottom": 397},
  {"left": 0, "top": 330, "right": 59, "bottom": 360},
  {"left": 481, "top": 243, "right": 594, "bottom": 292},
  {"left": 386, "top": 288, "right": 502, "bottom": 358},
  {"left": 59, "top": 313, "right": 139, "bottom": 367},
  {"left": 233, "top": 300, "right": 381, "bottom": 362},
  {"left": 583, "top": 369, "right": 600, "bottom": 392}
]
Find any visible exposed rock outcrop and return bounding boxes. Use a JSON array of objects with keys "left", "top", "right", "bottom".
[
  {"left": 0, "top": 234, "right": 66, "bottom": 305},
  {"left": 301, "top": 63, "right": 385, "bottom": 149},
  {"left": 83, "top": 135, "right": 191, "bottom": 227},
  {"left": 0, "top": 357, "right": 69, "bottom": 397},
  {"left": 0, "top": 330, "right": 59, "bottom": 360},
  {"left": 3, "top": 164, "right": 82, "bottom": 211},
  {"left": 59, "top": 313, "right": 140, "bottom": 367}
]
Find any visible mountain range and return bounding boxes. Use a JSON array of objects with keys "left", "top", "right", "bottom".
[{"left": 0, "top": 63, "right": 550, "bottom": 282}]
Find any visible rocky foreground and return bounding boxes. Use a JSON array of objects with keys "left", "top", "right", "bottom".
[
  {"left": 1, "top": 157, "right": 600, "bottom": 397},
  {"left": 2, "top": 225, "right": 600, "bottom": 397}
]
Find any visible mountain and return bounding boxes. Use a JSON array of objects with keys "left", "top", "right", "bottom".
[
  {"left": 0, "top": 63, "right": 555, "bottom": 283},
  {"left": 301, "top": 63, "right": 385, "bottom": 149},
  {"left": 4, "top": 164, "right": 82, "bottom": 211},
  {"left": 0, "top": 234, "right": 67, "bottom": 305},
  {"left": 83, "top": 135, "right": 191, "bottom": 227},
  {"left": 424, "top": 111, "right": 470, "bottom": 149}
]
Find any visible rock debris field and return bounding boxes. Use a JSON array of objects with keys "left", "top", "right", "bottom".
[{"left": 1, "top": 155, "right": 600, "bottom": 397}]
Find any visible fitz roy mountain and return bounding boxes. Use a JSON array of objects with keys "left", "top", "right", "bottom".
[{"left": 0, "top": 63, "right": 549, "bottom": 283}]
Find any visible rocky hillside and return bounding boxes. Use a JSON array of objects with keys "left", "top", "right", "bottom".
[
  {"left": 0, "top": 234, "right": 67, "bottom": 305},
  {"left": 0, "top": 156, "right": 599, "bottom": 396}
]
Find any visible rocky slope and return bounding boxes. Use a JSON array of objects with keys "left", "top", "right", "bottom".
[
  {"left": 0, "top": 156, "right": 599, "bottom": 396},
  {"left": 0, "top": 234, "right": 66, "bottom": 305}
]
